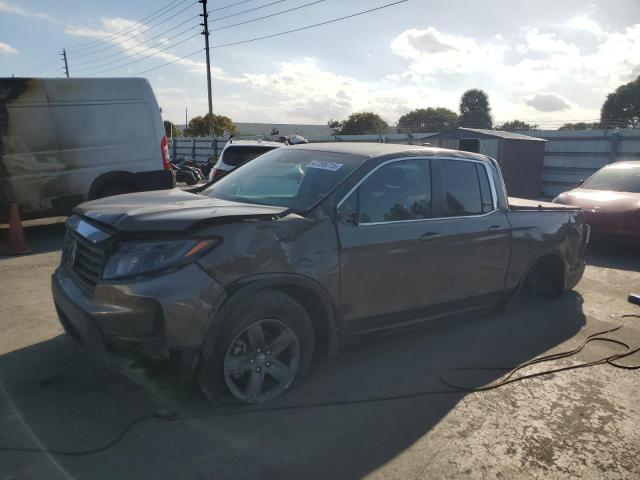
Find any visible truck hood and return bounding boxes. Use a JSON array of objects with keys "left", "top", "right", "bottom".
[{"left": 74, "top": 189, "right": 288, "bottom": 232}]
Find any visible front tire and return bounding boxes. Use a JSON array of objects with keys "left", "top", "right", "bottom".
[{"left": 199, "top": 289, "right": 315, "bottom": 404}]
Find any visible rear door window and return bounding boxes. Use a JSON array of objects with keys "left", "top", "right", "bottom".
[
  {"left": 222, "top": 146, "right": 277, "bottom": 167},
  {"left": 356, "top": 159, "right": 432, "bottom": 223},
  {"left": 440, "top": 160, "right": 487, "bottom": 216},
  {"left": 476, "top": 163, "right": 494, "bottom": 213}
]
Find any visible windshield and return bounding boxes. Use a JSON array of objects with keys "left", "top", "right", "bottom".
[
  {"left": 222, "top": 146, "right": 278, "bottom": 167},
  {"left": 582, "top": 164, "right": 640, "bottom": 193},
  {"left": 201, "top": 148, "right": 363, "bottom": 211}
]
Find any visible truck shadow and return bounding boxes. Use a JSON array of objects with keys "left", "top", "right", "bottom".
[{"left": 0, "top": 292, "right": 586, "bottom": 480}]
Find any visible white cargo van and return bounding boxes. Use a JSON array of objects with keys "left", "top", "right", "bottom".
[{"left": 0, "top": 77, "right": 174, "bottom": 221}]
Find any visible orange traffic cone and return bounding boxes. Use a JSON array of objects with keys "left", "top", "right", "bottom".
[{"left": 4, "top": 203, "right": 31, "bottom": 255}]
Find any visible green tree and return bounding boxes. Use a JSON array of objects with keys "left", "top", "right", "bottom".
[
  {"left": 163, "top": 120, "right": 180, "bottom": 138},
  {"left": 185, "top": 113, "right": 238, "bottom": 137},
  {"left": 335, "top": 112, "right": 389, "bottom": 135},
  {"left": 270, "top": 127, "right": 280, "bottom": 136},
  {"left": 327, "top": 118, "right": 343, "bottom": 135},
  {"left": 496, "top": 120, "right": 538, "bottom": 131},
  {"left": 397, "top": 107, "right": 459, "bottom": 133},
  {"left": 459, "top": 89, "right": 493, "bottom": 129},
  {"left": 600, "top": 75, "right": 640, "bottom": 128},
  {"left": 558, "top": 122, "right": 601, "bottom": 131}
]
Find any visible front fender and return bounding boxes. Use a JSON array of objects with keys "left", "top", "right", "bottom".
[{"left": 202, "top": 273, "right": 340, "bottom": 357}]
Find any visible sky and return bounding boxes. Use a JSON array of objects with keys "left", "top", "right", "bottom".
[{"left": 0, "top": 0, "right": 639, "bottom": 128}]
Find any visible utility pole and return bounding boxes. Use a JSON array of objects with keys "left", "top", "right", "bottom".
[
  {"left": 61, "top": 49, "right": 69, "bottom": 78},
  {"left": 185, "top": 106, "right": 188, "bottom": 133},
  {"left": 199, "top": 0, "right": 214, "bottom": 137}
]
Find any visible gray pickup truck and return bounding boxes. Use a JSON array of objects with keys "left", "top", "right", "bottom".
[{"left": 52, "top": 143, "right": 589, "bottom": 404}]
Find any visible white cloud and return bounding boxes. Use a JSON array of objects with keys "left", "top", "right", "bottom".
[
  {"left": 525, "top": 93, "right": 571, "bottom": 112},
  {"left": 0, "top": 0, "right": 49, "bottom": 19},
  {"left": 0, "top": 41, "right": 18, "bottom": 55},
  {"left": 0, "top": 0, "right": 26, "bottom": 15},
  {"left": 388, "top": 18, "right": 640, "bottom": 123},
  {"left": 564, "top": 14, "right": 603, "bottom": 36},
  {"left": 391, "top": 28, "right": 508, "bottom": 76},
  {"left": 235, "top": 57, "right": 439, "bottom": 124}
]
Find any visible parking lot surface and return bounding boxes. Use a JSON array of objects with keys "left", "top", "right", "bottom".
[{"left": 1, "top": 220, "right": 639, "bottom": 480}]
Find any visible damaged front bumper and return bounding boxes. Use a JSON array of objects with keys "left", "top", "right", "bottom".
[{"left": 51, "top": 262, "right": 225, "bottom": 366}]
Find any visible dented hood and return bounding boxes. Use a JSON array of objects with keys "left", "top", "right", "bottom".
[{"left": 74, "top": 188, "right": 288, "bottom": 232}]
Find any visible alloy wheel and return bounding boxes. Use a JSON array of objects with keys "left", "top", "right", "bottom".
[{"left": 223, "top": 318, "right": 301, "bottom": 403}]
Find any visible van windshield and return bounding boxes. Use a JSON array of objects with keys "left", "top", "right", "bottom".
[{"left": 201, "top": 149, "right": 363, "bottom": 211}]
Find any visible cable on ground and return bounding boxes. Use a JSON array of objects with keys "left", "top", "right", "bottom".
[{"left": 0, "top": 314, "right": 638, "bottom": 456}]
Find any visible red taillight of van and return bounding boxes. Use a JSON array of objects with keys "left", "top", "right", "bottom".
[{"left": 161, "top": 135, "right": 171, "bottom": 170}]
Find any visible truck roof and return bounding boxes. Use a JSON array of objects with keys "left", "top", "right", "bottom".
[
  {"left": 287, "top": 142, "right": 494, "bottom": 162},
  {"left": 225, "top": 140, "right": 283, "bottom": 148}
]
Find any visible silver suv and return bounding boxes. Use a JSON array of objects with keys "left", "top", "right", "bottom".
[{"left": 208, "top": 140, "right": 283, "bottom": 182}]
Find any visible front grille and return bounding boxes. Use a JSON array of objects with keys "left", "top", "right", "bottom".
[{"left": 65, "top": 225, "right": 109, "bottom": 292}]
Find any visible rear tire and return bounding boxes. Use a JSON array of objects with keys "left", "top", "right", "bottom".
[{"left": 199, "top": 289, "right": 315, "bottom": 404}]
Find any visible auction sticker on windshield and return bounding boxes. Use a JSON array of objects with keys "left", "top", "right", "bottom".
[{"left": 307, "top": 160, "right": 343, "bottom": 171}]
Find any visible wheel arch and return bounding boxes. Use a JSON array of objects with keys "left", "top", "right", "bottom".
[
  {"left": 204, "top": 273, "right": 340, "bottom": 358},
  {"left": 521, "top": 249, "right": 567, "bottom": 296},
  {"left": 88, "top": 171, "right": 136, "bottom": 200}
]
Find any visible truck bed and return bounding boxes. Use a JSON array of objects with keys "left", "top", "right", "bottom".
[{"left": 508, "top": 197, "right": 581, "bottom": 211}]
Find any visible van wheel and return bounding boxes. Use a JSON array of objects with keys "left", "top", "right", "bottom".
[
  {"left": 199, "top": 289, "right": 315, "bottom": 404},
  {"left": 95, "top": 182, "right": 134, "bottom": 199}
]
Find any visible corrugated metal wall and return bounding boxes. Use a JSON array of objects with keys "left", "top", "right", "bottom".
[
  {"left": 172, "top": 129, "right": 640, "bottom": 198},
  {"left": 519, "top": 129, "right": 640, "bottom": 197}
]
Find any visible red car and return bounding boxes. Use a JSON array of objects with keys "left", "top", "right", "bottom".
[{"left": 553, "top": 161, "right": 640, "bottom": 240}]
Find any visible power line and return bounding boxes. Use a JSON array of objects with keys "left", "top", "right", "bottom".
[
  {"left": 71, "top": 16, "right": 201, "bottom": 68},
  {"left": 132, "top": 48, "right": 204, "bottom": 75},
  {"left": 11, "top": 55, "right": 60, "bottom": 76},
  {"left": 212, "top": 0, "right": 325, "bottom": 32},
  {"left": 68, "top": 0, "right": 284, "bottom": 70},
  {"left": 85, "top": 33, "right": 201, "bottom": 75},
  {"left": 209, "top": 0, "right": 408, "bottom": 49},
  {"left": 208, "top": 0, "right": 285, "bottom": 22},
  {"left": 68, "top": 0, "right": 253, "bottom": 54},
  {"left": 66, "top": 0, "right": 189, "bottom": 51},
  {"left": 68, "top": 1, "right": 198, "bottom": 59},
  {"left": 128, "top": 0, "right": 408, "bottom": 77},
  {"left": 74, "top": 25, "right": 200, "bottom": 73},
  {"left": 208, "top": 0, "right": 253, "bottom": 12}
]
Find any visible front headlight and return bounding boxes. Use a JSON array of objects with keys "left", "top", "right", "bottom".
[{"left": 103, "top": 239, "right": 215, "bottom": 280}]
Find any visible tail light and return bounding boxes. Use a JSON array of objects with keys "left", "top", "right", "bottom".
[
  {"left": 161, "top": 135, "right": 171, "bottom": 170},
  {"left": 211, "top": 168, "right": 227, "bottom": 181}
]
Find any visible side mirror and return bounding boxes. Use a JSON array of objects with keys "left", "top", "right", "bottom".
[{"left": 576, "top": 180, "right": 584, "bottom": 187}]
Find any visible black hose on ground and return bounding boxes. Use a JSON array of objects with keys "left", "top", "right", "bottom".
[{"left": 0, "top": 314, "right": 639, "bottom": 456}]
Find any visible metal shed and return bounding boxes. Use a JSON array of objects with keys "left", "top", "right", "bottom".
[{"left": 427, "top": 128, "right": 547, "bottom": 198}]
